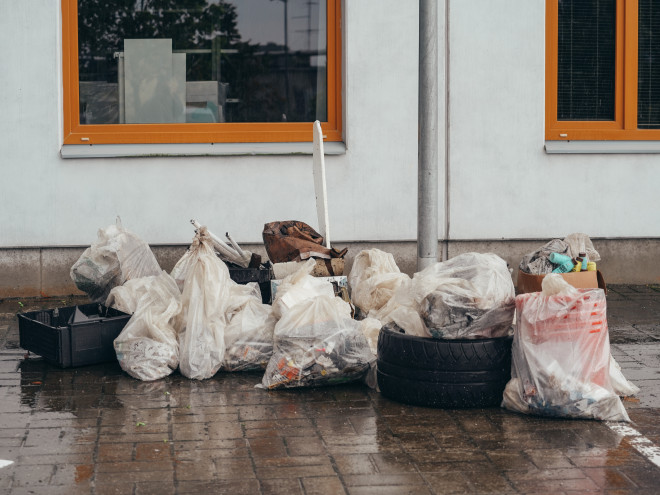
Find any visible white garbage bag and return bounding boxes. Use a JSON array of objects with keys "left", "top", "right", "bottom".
[
  {"left": 175, "top": 227, "right": 231, "bottom": 380},
  {"left": 502, "top": 276, "right": 629, "bottom": 421},
  {"left": 348, "top": 249, "right": 409, "bottom": 314},
  {"left": 261, "top": 295, "right": 373, "bottom": 389},
  {"left": 71, "top": 219, "right": 161, "bottom": 302},
  {"left": 271, "top": 259, "right": 335, "bottom": 319},
  {"left": 411, "top": 253, "right": 515, "bottom": 339},
  {"left": 223, "top": 296, "right": 276, "bottom": 372},
  {"left": 110, "top": 271, "right": 182, "bottom": 381}
]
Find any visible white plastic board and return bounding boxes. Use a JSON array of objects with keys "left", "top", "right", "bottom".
[{"left": 312, "top": 120, "right": 331, "bottom": 248}]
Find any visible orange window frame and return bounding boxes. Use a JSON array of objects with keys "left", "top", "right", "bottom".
[
  {"left": 62, "top": 0, "right": 342, "bottom": 145},
  {"left": 546, "top": 0, "right": 660, "bottom": 141}
]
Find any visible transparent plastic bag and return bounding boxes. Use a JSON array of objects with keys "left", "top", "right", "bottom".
[
  {"left": 175, "top": 227, "right": 231, "bottom": 380},
  {"left": 609, "top": 355, "right": 640, "bottom": 397},
  {"left": 502, "top": 287, "right": 629, "bottom": 421},
  {"left": 261, "top": 295, "right": 373, "bottom": 389},
  {"left": 223, "top": 296, "right": 276, "bottom": 372},
  {"left": 563, "top": 233, "right": 601, "bottom": 262},
  {"left": 71, "top": 219, "right": 161, "bottom": 302},
  {"left": 348, "top": 249, "right": 408, "bottom": 314},
  {"left": 111, "top": 271, "right": 182, "bottom": 381},
  {"left": 411, "top": 253, "right": 515, "bottom": 339},
  {"left": 370, "top": 277, "right": 430, "bottom": 337},
  {"left": 271, "top": 259, "right": 335, "bottom": 319}
]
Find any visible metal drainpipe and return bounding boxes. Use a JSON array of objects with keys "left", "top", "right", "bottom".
[{"left": 417, "top": 0, "right": 439, "bottom": 272}]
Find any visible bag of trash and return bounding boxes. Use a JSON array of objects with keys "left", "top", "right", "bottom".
[
  {"left": 222, "top": 292, "right": 276, "bottom": 372},
  {"left": 502, "top": 274, "right": 629, "bottom": 421},
  {"left": 71, "top": 219, "right": 162, "bottom": 303},
  {"left": 175, "top": 227, "right": 231, "bottom": 380},
  {"left": 261, "top": 295, "right": 373, "bottom": 389},
  {"left": 271, "top": 259, "right": 336, "bottom": 319},
  {"left": 348, "top": 249, "right": 410, "bottom": 315},
  {"left": 110, "top": 271, "right": 182, "bottom": 381},
  {"left": 411, "top": 253, "right": 515, "bottom": 339},
  {"left": 369, "top": 277, "right": 430, "bottom": 337}
]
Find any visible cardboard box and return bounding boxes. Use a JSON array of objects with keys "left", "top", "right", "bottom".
[{"left": 517, "top": 270, "right": 606, "bottom": 294}]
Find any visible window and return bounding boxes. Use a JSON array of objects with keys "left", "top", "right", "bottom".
[
  {"left": 546, "top": 0, "right": 660, "bottom": 141},
  {"left": 62, "top": 0, "right": 341, "bottom": 145}
]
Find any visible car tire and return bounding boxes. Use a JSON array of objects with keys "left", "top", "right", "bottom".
[
  {"left": 377, "top": 325, "right": 512, "bottom": 372},
  {"left": 376, "top": 368, "right": 510, "bottom": 408},
  {"left": 376, "top": 325, "right": 513, "bottom": 408}
]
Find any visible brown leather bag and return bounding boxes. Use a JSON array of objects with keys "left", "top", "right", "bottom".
[{"left": 262, "top": 221, "right": 347, "bottom": 263}]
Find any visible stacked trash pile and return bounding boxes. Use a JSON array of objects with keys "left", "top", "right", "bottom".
[
  {"left": 62, "top": 220, "right": 638, "bottom": 421},
  {"left": 519, "top": 233, "right": 601, "bottom": 275}
]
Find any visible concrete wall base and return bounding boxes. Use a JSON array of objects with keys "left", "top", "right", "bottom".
[{"left": 1, "top": 238, "right": 658, "bottom": 298}]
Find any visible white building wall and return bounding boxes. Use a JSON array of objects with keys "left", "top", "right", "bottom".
[
  {"left": 0, "top": 0, "right": 657, "bottom": 252},
  {"left": 0, "top": 0, "right": 442, "bottom": 249},
  {"left": 448, "top": 0, "right": 660, "bottom": 240}
]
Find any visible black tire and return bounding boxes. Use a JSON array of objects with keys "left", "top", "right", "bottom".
[
  {"left": 377, "top": 325, "right": 512, "bottom": 372},
  {"left": 377, "top": 368, "right": 509, "bottom": 408},
  {"left": 376, "top": 359, "right": 510, "bottom": 384}
]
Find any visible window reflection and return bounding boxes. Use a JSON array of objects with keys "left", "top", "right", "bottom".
[{"left": 77, "top": 0, "right": 327, "bottom": 125}]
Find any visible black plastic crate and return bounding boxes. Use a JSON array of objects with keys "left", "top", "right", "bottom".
[
  {"left": 17, "top": 303, "right": 131, "bottom": 368},
  {"left": 228, "top": 264, "right": 274, "bottom": 304}
]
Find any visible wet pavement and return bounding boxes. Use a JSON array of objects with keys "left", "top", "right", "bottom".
[{"left": 0, "top": 286, "right": 659, "bottom": 494}]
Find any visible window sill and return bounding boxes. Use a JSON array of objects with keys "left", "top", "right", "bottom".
[
  {"left": 545, "top": 140, "right": 660, "bottom": 154},
  {"left": 60, "top": 141, "right": 347, "bottom": 159}
]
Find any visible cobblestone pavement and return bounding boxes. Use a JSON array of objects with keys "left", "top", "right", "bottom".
[{"left": 0, "top": 285, "right": 659, "bottom": 494}]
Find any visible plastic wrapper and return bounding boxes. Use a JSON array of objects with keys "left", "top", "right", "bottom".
[
  {"left": 609, "top": 355, "right": 640, "bottom": 397},
  {"left": 563, "top": 233, "right": 601, "bottom": 262},
  {"left": 411, "top": 253, "right": 515, "bottom": 339},
  {"left": 359, "top": 317, "right": 383, "bottom": 355},
  {"left": 348, "top": 249, "right": 409, "bottom": 314},
  {"left": 502, "top": 278, "right": 629, "bottom": 421},
  {"left": 261, "top": 295, "right": 373, "bottom": 389},
  {"left": 71, "top": 219, "right": 161, "bottom": 302},
  {"left": 111, "top": 271, "right": 182, "bottom": 381},
  {"left": 175, "top": 227, "right": 231, "bottom": 380},
  {"left": 223, "top": 296, "right": 276, "bottom": 372}
]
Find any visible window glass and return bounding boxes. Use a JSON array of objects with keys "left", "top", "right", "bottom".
[
  {"left": 77, "top": 0, "right": 327, "bottom": 125},
  {"left": 556, "top": 0, "right": 616, "bottom": 121},
  {"left": 638, "top": 0, "right": 660, "bottom": 129}
]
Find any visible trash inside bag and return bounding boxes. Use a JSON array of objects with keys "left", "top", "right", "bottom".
[
  {"left": 411, "top": 253, "right": 515, "bottom": 339},
  {"left": 71, "top": 219, "right": 161, "bottom": 302},
  {"left": 261, "top": 295, "right": 373, "bottom": 389},
  {"left": 175, "top": 227, "right": 231, "bottom": 380},
  {"left": 263, "top": 220, "right": 347, "bottom": 263},
  {"left": 502, "top": 286, "right": 630, "bottom": 421},
  {"left": 111, "top": 271, "right": 182, "bottom": 381},
  {"left": 223, "top": 295, "right": 276, "bottom": 372}
]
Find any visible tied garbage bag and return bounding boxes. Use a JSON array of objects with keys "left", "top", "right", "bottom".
[
  {"left": 223, "top": 289, "right": 277, "bottom": 372},
  {"left": 411, "top": 253, "right": 515, "bottom": 339},
  {"left": 71, "top": 219, "right": 161, "bottom": 302},
  {"left": 110, "top": 271, "right": 182, "bottom": 381},
  {"left": 502, "top": 274, "right": 629, "bottom": 421},
  {"left": 348, "top": 249, "right": 410, "bottom": 315},
  {"left": 261, "top": 295, "right": 374, "bottom": 389},
  {"left": 175, "top": 227, "right": 231, "bottom": 380}
]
